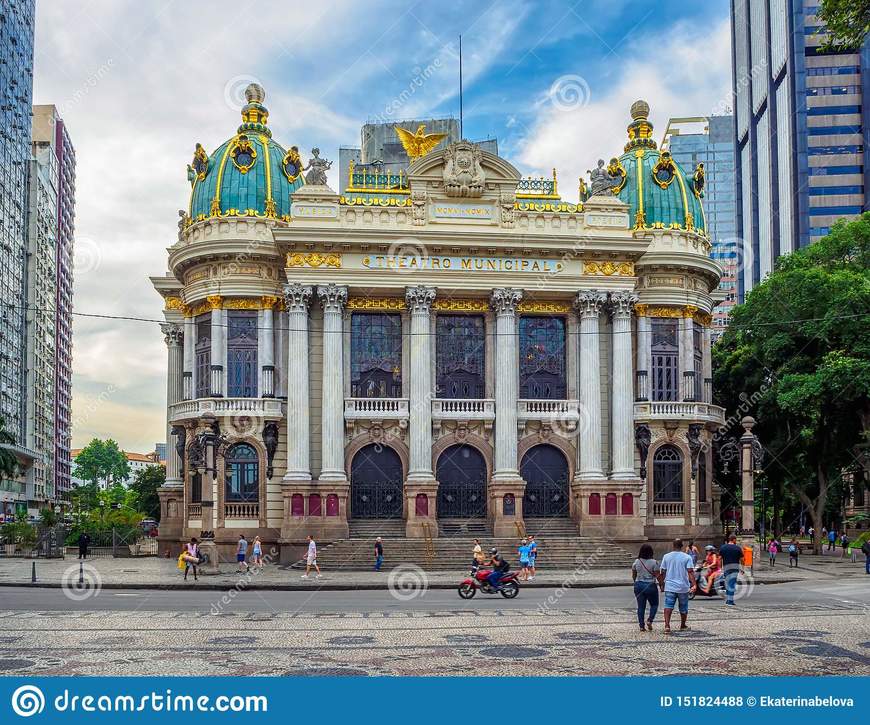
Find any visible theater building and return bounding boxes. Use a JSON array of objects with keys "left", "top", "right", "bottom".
[{"left": 152, "top": 85, "right": 726, "bottom": 558}]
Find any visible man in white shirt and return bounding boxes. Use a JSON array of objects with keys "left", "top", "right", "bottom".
[
  {"left": 301, "top": 535, "right": 322, "bottom": 579},
  {"left": 660, "top": 538, "right": 696, "bottom": 634}
]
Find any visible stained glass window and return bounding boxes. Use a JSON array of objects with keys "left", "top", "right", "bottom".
[
  {"left": 651, "top": 318, "right": 679, "bottom": 401},
  {"left": 653, "top": 445, "right": 683, "bottom": 501},
  {"left": 436, "top": 314, "right": 485, "bottom": 398},
  {"left": 519, "top": 316, "right": 566, "bottom": 399},
  {"left": 195, "top": 314, "right": 211, "bottom": 398},
  {"left": 351, "top": 313, "right": 402, "bottom": 398},
  {"left": 225, "top": 443, "right": 258, "bottom": 502},
  {"left": 227, "top": 310, "right": 258, "bottom": 398}
]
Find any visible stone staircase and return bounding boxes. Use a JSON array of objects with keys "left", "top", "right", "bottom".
[{"left": 294, "top": 517, "right": 635, "bottom": 571}]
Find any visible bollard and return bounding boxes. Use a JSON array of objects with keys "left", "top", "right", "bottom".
[
  {"left": 31, "top": 561, "right": 36, "bottom": 583},
  {"left": 78, "top": 561, "right": 84, "bottom": 587}
]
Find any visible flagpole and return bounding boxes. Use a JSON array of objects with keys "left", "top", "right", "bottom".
[{"left": 459, "top": 35, "right": 463, "bottom": 139}]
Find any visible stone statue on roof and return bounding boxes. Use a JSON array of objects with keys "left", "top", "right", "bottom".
[
  {"left": 304, "top": 147, "right": 332, "bottom": 186},
  {"left": 588, "top": 159, "right": 614, "bottom": 197}
]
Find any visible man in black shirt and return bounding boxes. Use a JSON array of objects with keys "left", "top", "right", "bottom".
[
  {"left": 486, "top": 548, "right": 509, "bottom": 591},
  {"left": 719, "top": 534, "right": 744, "bottom": 606},
  {"left": 374, "top": 537, "right": 384, "bottom": 572}
]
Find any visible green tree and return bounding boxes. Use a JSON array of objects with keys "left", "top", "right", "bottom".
[
  {"left": 72, "top": 439, "right": 130, "bottom": 488},
  {"left": 128, "top": 465, "right": 165, "bottom": 521},
  {"left": 818, "top": 0, "right": 870, "bottom": 49},
  {"left": 714, "top": 213, "right": 870, "bottom": 553},
  {"left": 0, "top": 415, "right": 20, "bottom": 480}
]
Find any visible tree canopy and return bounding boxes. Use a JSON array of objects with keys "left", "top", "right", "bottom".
[
  {"left": 128, "top": 465, "right": 165, "bottom": 521},
  {"left": 0, "top": 416, "right": 20, "bottom": 480},
  {"left": 818, "top": 0, "right": 870, "bottom": 49},
  {"left": 713, "top": 213, "right": 870, "bottom": 550},
  {"left": 72, "top": 439, "right": 130, "bottom": 488}
]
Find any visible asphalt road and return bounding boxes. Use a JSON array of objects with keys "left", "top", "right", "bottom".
[{"left": 1, "top": 577, "right": 868, "bottom": 612}]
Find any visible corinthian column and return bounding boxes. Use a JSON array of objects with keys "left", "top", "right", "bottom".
[
  {"left": 610, "top": 290, "right": 639, "bottom": 480},
  {"left": 317, "top": 284, "right": 348, "bottom": 481},
  {"left": 283, "top": 284, "right": 312, "bottom": 481},
  {"left": 574, "top": 291, "right": 607, "bottom": 480},
  {"left": 161, "top": 322, "right": 184, "bottom": 487},
  {"left": 405, "top": 286, "right": 436, "bottom": 480},
  {"left": 491, "top": 288, "right": 523, "bottom": 479}
]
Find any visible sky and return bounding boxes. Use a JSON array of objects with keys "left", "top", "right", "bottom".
[{"left": 32, "top": 0, "right": 733, "bottom": 455}]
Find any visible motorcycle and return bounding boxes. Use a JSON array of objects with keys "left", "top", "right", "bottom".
[
  {"left": 458, "top": 565, "right": 520, "bottom": 599},
  {"left": 688, "top": 564, "right": 726, "bottom": 599}
]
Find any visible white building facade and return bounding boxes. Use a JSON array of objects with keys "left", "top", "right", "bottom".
[{"left": 152, "top": 87, "right": 726, "bottom": 558}]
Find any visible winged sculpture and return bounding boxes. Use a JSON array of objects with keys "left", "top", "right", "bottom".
[{"left": 394, "top": 124, "right": 448, "bottom": 159}]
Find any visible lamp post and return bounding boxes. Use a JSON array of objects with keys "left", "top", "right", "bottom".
[{"left": 187, "top": 412, "right": 228, "bottom": 574}]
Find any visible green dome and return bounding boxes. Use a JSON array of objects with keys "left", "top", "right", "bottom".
[
  {"left": 607, "top": 100, "right": 707, "bottom": 236},
  {"left": 186, "top": 84, "right": 304, "bottom": 223}
]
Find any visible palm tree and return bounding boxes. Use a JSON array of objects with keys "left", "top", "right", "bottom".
[{"left": 0, "top": 416, "right": 19, "bottom": 480}]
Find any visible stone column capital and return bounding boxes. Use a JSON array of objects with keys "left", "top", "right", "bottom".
[
  {"left": 282, "top": 283, "right": 313, "bottom": 312},
  {"left": 609, "top": 290, "right": 639, "bottom": 318},
  {"left": 317, "top": 283, "right": 348, "bottom": 312},
  {"left": 490, "top": 288, "right": 523, "bottom": 316},
  {"left": 405, "top": 285, "right": 436, "bottom": 314},
  {"left": 573, "top": 290, "right": 608, "bottom": 317},
  {"left": 160, "top": 322, "right": 183, "bottom": 347}
]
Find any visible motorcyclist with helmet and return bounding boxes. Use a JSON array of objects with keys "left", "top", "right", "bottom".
[
  {"left": 485, "top": 548, "right": 510, "bottom": 591},
  {"left": 699, "top": 544, "right": 722, "bottom": 594}
]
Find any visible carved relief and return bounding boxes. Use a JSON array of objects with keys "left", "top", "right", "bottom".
[
  {"left": 573, "top": 290, "right": 607, "bottom": 317},
  {"left": 490, "top": 288, "right": 523, "bottom": 316},
  {"left": 282, "top": 283, "right": 313, "bottom": 312},
  {"left": 443, "top": 141, "right": 485, "bottom": 198},
  {"left": 411, "top": 190, "right": 427, "bottom": 226}
]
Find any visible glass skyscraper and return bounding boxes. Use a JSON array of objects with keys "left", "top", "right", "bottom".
[
  {"left": 731, "top": 0, "right": 869, "bottom": 299},
  {"left": 662, "top": 116, "right": 739, "bottom": 338}
]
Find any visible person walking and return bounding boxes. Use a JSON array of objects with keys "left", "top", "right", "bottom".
[
  {"left": 374, "top": 537, "right": 384, "bottom": 572},
  {"left": 183, "top": 537, "right": 200, "bottom": 581},
  {"left": 788, "top": 537, "right": 799, "bottom": 568},
  {"left": 527, "top": 534, "right": 538, "bottom": 580},
  {"left": 839, "top": 532, "right": 850, "bottom": 559},
  {"left": 768, "top": 538, "right": 778, "bottom": 566},
  {"left": 660, "top": 539, "right": 696, "bottom": 634},
  {"left": 77, "top": 532, "right": 90, "bottom": 560},
  {"left": 472, "top": 539, "right": 484, "bottom": 569},
  {"left": 687, "top": 540, "right": 700, "bottom": 567},
  {"left": 251, "top": 536, "right": 263, "bottom": 567},
  {"left": 301, "top": 535, "right": 322, "bottom": 578},
  {"left": 631, "top": 544, "right": 661, "bottom": 632},
  {"left": 236, "top": 534, "right": 249, "bottom": 572},
  {"left": 808, "top": 527, "right": 815, "bottom": 546},
  {"left": 719, "top": 533, "right": 744, "bottom": 606},
  {"left": 828, "top": 528, "right": 836, "bottom": 552},
  {"left": 518, "top": 538, "right": 530, "bottom": 581},
  {"left": 861, "top": 538, "right": 870, "bottom": 575}
]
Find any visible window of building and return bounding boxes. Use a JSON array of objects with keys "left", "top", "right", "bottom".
[
  {"left": 651, "top": 318, "right": 679, "bottom": 401},
  {"left": 518, "top": 316, "right": 566, "bottom": 399},
  {"left": 435, "top": 314, "right": 485, "bottom": 398},
  {"left": 653, "top": 445, "right": 683, "bottom": 502},
  {"left": 351, "top": 313, "right": 403, "bottom": 398},
  {"left": 195, "top": 314, "right": 211, "bottom": 398},
  {"left": 225, "top": 443, "right": 258, "bottom": 502},
  {"left": 808, "top": 185, "right": 864, "bottom": 195},
  {"left": 226, "top": 310, "right": 258, "bottom": 398}
]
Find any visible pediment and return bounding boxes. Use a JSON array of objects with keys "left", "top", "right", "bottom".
[{"left": 407, "top": 141, "right": 521, "bottom": 199}]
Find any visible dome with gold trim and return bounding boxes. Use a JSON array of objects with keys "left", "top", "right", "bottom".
[
  {"left": 186, "top": 84, "right": 304, "bottom": 223},
  {"left": 605, "top": 100, "right": 707, "bottom": 236}
]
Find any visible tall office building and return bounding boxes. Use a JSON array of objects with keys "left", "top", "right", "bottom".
[
  {"left": 662, "top": 116, "right": 739, "bottom": 337},
  {"left": 33, "top": 106, "right": 76, "bottom": 504},
  {"left": 731, "top": 0, "right": 869, "bottom": 299},
  {"left": 0, "top": 0, "right": 36, "bottom": 519}
]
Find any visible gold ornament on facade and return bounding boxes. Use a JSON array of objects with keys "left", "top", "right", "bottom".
[
  {"left": 394, "top": 124, "right": 447, "bottom": 159},
  {"left": 346, "top": 297, "right": 406, "bottom": 311},
  {"left": 651, "top": 152, "right": 677, "bottom": 189},
  {"left": 230, "top": 135, "right": 257, "bottom": 174},
  {"left": 517, "top": 301, "right": 571, "bottom": 314},
  {"left": 432, "top": 299, "right": 489, "bottom": 312},
  {"left": 582, "top": 260, "right": 635, "bottom": 277},
  {"left": 223, "top": 297, "right": 262, "bottom": 310},
  {"left": 209, "top": 198, "right": 221, "bottom": 217},
  {"left": 286, "top": 252, "right": 342, "bottom": 269},
  {"left": 261, "top": 295, "right": 279, "bottom": 309},
  {"left": 634, "top": 304, "right": 712, "bottom": 326},
  {"left": 607, "top": 157, "right": 628, "bottom": 194},
  {"left": 164, "top": 296, "right": 185, "bottom": 312}
]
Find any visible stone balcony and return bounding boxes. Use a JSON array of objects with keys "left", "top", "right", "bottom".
[
  {"left": 633, "top": 400, "right": 727, "bottom": 426},
  {"left": 431, "top": 398, "right": 495, "bottom": 435},
  {"left": 344, "top": 397, "right": 409, "bottom": 435},
  {"left": 168, "top": 397, "right": 285, "bottom": 424},
  {"left": 517, "top": 399, "right": 581, "bottom": 433}
]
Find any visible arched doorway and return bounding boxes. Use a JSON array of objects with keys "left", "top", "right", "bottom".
[
  {"left": 521, "top": 444, "right": 570, "bottom": 517},
  {"left": 436, "top": 444, "right": 487, "bottom": 518},
  {"left": 350, "top": 444, "right": 404, "bottom": 519}
]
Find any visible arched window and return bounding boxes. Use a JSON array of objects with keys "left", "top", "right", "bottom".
[
  {"left": 519, "top": 316, "right": 566, "bottom": 399},
  {"left": 351, "top": 313, "right": 402, "bottom": 398},
  {"left": 503, "top": 493, "right": 515, "bottom": 516},
  {"left": 651, "top": 318, "right": 679, "bottom": 401},
  {"left": 415, "top": 493, "right": 429, "bottom": 517},
  {"left": 190, "top": 473, "right": 202, "bottom": 503},
  {"left": 195, "top": 314, "right": 211, "bottom": 398},
  {"left": 588, "top": 493, "right": 601, "bottom": 515},
  {"left": 653, "top": 445, "right": 683, "bottom": 502},
  {"left": 225, "top": 443, "right": 259, "bottom": 502},
  {"left": 436, "top": 314, "right": 485, "bottom": 398},
  {"left": 227, "top": 310, "right": 258, "bottom": 397}
]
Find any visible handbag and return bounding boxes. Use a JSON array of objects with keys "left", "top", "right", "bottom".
[{"left": 637, "top": 558, "right": 663, "bottom": 585}]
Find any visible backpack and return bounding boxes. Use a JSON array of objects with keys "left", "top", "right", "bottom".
[
  {"left": 788, "top": 543, "right": 797, "bottom": 554},
  {"left": 861, "top": 542, "right": 870, "bottom": 556}
]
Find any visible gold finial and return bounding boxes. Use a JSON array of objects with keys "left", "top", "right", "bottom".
[
  {"left": 240, "top": 83, "right": 269, "bottom": 130},
  {"left": 625, "top": 99, "right": 656, "bottom": 152}
]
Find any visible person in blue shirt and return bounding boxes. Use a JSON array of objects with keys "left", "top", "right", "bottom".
[
  {"left": 518, "top": 538, "right": 530, "bottom": 580},
  {"left": 828, "top": 528, "right": 837, "bottom": 552},
  {"left": 527, "top": 535, "right": 538, "bottom": 581}
]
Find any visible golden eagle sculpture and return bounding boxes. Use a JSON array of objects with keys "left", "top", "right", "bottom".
[{"left": 394, "top": 124, "right": 448, "bottom": 159}]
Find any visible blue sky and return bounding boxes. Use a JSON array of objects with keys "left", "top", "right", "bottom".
[{"left": 33, "top": 0, "right": 732, "bottom": 453}]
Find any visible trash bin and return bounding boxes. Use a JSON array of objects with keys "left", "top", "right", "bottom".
[{"left": 742, "top": 545, "right": 753, "bottom": 570}]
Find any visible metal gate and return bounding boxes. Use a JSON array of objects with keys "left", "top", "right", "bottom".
[
  {"left": 521, "top": 444, "right": 570, "bottom": 517},
  {"left": 436, "top": 444, "right": 487, "bottom": 518},
  {"left": 350, "top": 444, "right": 404, "bottom": 519}
]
